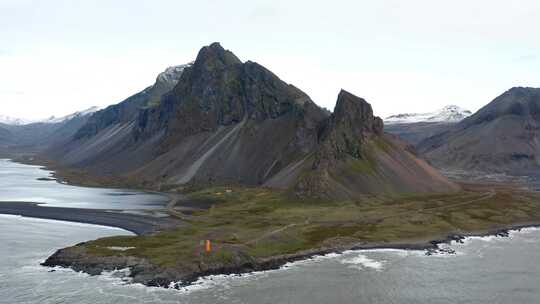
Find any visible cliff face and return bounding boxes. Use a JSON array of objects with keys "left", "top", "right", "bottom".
[
  {"left": 43, "top": 43, "right": 457, "bottom": 198},
  {"left": 419, "top": 87, "right": 540, "bottom": 175},
  {"left": 289, "top": 90, "right": 458, "bottom": 199},
  {"left": 316, "top": 90, "right": 383, "bottom": 164}
]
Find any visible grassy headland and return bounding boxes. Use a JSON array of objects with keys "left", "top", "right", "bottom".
[{"left": 54, "top": 182, "right": 540, "bottom": 286}]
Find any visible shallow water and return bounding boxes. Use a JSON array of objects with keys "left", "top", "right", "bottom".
[
  {"left": 0, "top": 159, "right": 168, "bottom": 209},
  {"left": 2, "top": 160, "right": 540, "bottom": 303}
]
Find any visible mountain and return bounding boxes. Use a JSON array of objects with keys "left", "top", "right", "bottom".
[
  {"left": 385, "top": 105, "right": 472, "bottom": 124},
  {"left": 46, "top": 44, "right": 328, "bottom": 185},
  {"left": 43, "top": 43, "right": 457, "bottom": 198},
  {"left": 418, "top": 87, "right": 540, "bottom": 175},
  {"left": 384, "top": 105, "right": 472, "bottom": 146}
]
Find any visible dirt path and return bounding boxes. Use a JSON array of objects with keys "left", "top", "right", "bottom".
[
  {"left": 416, "top": 189, "right": 496, "bottom": 214},
  {"left": 247, "top": 223, "right": 298, "bottom": 245}
]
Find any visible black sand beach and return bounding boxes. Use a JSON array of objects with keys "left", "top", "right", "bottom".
[{"left": 0, "top": 201, "right": 183, "bottom": 235}]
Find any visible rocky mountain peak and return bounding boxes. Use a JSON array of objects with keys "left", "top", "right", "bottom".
[
  {"left": 315, "top": 90, "right": 383, "bottom": 163},
  {"left": 157, "top": 42, "right": 325, "bottom": 137},
  {"left": 192, "top": 42, "right": 242, "bottom": 71},
  {"left": 334, "top": 89, "right": 383, "bottom": 135}
]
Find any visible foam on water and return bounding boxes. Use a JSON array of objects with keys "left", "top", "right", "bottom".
[{"left": 340, "top": 253, "right": 386, "bottom": 271}]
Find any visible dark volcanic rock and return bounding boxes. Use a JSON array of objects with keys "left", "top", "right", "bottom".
[{"left": 317, "top": 89, "right": 383, "bottom": 163}]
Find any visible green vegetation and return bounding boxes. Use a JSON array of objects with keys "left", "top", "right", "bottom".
[
  {"left": 82, "top": 185, "right": 540, "bottom": 270},
  {"left": 344, "top": 137, "right": 395, "bottom": 176},
  {"left": 371, "top": 136, "right": 395, "bottom": 153}
]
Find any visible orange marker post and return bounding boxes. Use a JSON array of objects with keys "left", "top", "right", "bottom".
[{"left": 205, "top": 240, "right": 212, "bottom": 253}]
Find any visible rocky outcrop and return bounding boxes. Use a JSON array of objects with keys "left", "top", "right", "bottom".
[{"left": 316, "top": 89, "right": 383, "bottom": 164}]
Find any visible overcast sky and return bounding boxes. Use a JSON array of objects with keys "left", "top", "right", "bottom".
[{"left": 1, "top": 0, "right": 539, "bottom": 120}]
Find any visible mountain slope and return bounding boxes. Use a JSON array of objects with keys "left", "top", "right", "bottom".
[
  {"left": 419, "top": 87, "right": 540, "bottom": 175},
  {"left": 384, "top": 122, "right": 458, "bottom": 146},
  {"left": 45, "top": 64, "right": 191, "bottom": 165},
  {"left": 44, "top": 43, "right": 457, "bottom": 198}
]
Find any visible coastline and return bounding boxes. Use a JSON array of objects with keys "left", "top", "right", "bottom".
[{"left": 42, "top": 221, "right": 540, "bottom": 288}]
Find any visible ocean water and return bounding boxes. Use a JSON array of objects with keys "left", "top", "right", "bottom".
[
  {"left": 0, "top": 159, "right": 168, "bottom": 209},
  {"left": 2, "top": 160, "right": 540, "bottom": 303}
]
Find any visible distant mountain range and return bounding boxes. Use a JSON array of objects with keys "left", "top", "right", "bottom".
[
  {"left": 0, "top": 106, "right": 100, "bottom": 126},
  {"left": 0, "top": 107, "right": 99, "bottom": 156},
  {"left": 383, "top": 106, "right": 471, "bottom": 146},
  {"left": 385, "top": 105, "right": 472, "bottom": 125}
]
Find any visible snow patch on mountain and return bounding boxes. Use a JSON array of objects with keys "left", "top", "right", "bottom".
[
  {"left": 156, "top": 63, "right": 193, "bottom": 86},
  {"left": 385, "top": 105, "right": 472, "bottom": 124},
  {"left": 0, "top": 106, "right": 100, "bottom": 126},
  {"left": 41, "top": 106, "right": 100, "bottom": 124}
]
